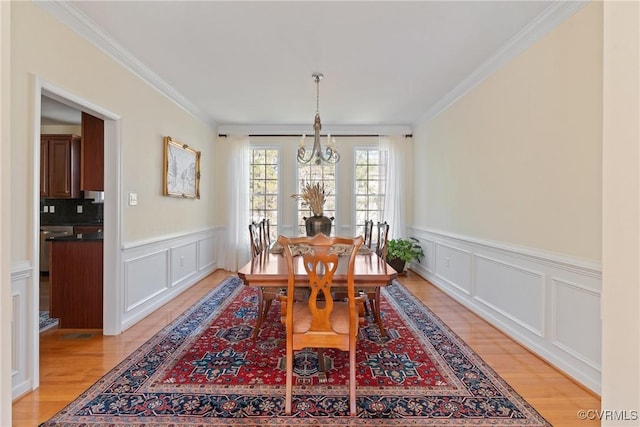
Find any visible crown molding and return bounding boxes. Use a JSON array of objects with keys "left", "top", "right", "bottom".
[
  {"left": 35, "top": 1, "right": 216, "bottom": 128},
  {"left": 413, "top": 1, "right": 589, "bottom": 128}
]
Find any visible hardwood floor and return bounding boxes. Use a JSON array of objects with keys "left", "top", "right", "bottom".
[{"left": 12, "top": 269, "right": 600, "bottom": 426}]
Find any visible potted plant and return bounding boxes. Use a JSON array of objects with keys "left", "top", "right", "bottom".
[{"left": 386, "top": 237, "right": 424, "bottom": 274}]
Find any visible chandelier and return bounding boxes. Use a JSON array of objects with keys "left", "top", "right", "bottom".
[{"left": 297, "top": 73, "right": 340, "bottom": 165}]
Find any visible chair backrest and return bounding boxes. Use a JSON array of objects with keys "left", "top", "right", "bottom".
[
  {"left": 261, "top": 218, "right": 271, "bottom": 249},
  {"left": 363, "top": 220, "right": 373, "bottom": 248},
  {"left": 249, "top": 221, "right": 264, "bottom": 257},
  {"left": 278, "top": 234, "right": 364, "bottom": 337},
  {"left": 376, "top": 221, "right": 390, "bottom": 260}
]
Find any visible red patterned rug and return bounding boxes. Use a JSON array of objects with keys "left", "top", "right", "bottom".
[{"left": 40, "top": 275, "right": 550, "bottom": 426}]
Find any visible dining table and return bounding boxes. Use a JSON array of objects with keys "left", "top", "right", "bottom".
[{"left": 237, "top": 248, "right": 398, "bottom": 338}]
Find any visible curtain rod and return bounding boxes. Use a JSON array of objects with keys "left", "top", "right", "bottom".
[{"left": 218, "top": 134, "right": 413, "bottom": 138}]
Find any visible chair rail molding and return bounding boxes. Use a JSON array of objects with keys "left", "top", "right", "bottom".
[{"left": 407, "top": 226, "right": 601, "bottom": 395}]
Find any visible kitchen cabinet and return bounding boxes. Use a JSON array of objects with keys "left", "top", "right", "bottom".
[
  {"left": 49, "top": 239, "right": 103, "bottom": 329},
  {"left": 40, "top": 134, "right": 81, "bottom": 198},
  {"left": 81, "top": 112, "right": 104, "bottom": 191},
  {"left": 74, "top": 225, "right": 103, "bottom": 235}
]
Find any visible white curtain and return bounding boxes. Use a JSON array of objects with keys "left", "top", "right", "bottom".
[
  {"left": 224, "top": 134, "right": 251, "bottom": 271},
  {"left": 380, "top": 135, "right": 408, "bottom": 240}
]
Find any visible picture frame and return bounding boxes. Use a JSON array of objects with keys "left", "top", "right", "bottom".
[{"left": 163, "top": 136, "right": 201, "bottom": 199}]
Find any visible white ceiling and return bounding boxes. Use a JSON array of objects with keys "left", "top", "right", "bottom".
[{"left": 39, "top": 1, "right": 586, "bottom": 133}]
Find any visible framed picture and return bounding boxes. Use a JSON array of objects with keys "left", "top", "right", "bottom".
[{"left": 163, "top": 136, "right": 201, "bottom": 199}]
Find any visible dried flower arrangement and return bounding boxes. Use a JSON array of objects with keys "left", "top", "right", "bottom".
[{"left": 291, "top": 182, "right": 328, "bottom": 216}]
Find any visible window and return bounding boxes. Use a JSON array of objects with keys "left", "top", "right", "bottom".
[
  {"left": 249, "top": 148, "right": 279, "bottom": 242},
  {"left": 355, "top": 148, "right": 386, "bottom": 236},
  {"left": 296, "top": 162, "right": 336, "bottom": 235}
]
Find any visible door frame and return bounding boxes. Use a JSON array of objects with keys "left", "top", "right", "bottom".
[{"left": 31, "top": 76, "right": 122, "bottom": 388}]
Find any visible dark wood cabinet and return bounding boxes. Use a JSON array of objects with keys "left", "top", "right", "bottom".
[
  {"left": 81, "top": 112, "right": 104, "bottom": 191},
  {"left": 74, "top": 225, "right": 103, "bottom": 235},
  {"left": 49, "top": 240, "right": 103, "bottom": 329},
  {"left": 40, "top": 134, "right": 81, "bottom": 198}
]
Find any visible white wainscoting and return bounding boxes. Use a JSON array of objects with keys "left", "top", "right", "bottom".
[
  {"left": 10, "top": 262, "right": 33, "bottom": 400},
  {"left": 407, "top": 226, "right": 602, "bottom": 395},
  {"left": 10, "top": 227, "right": 225, "bottom": 400},
  {"left": 121, "top": 227, "right": 224, "bottom": 330}
]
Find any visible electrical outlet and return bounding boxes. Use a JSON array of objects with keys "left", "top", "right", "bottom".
[
  {"left": 128, "top": 192, "right": 138, "bottom": 206},
  {"left": 49, "top": 206, "right": 55, "bottom": 213},
  {"left": 77, "top": 205, "right": 83, "bottom": 214},
  {"left": 43, "top": 206, "right": 49, "bottom": 213}
]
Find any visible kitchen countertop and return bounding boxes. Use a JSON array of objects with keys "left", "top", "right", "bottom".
[{"left": 47, "top": 232, "right": 104, "bottom": 241}]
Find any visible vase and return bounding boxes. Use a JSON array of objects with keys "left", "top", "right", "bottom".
[{"left": 305, "top": 215, "right": 332, "bottom": 236}]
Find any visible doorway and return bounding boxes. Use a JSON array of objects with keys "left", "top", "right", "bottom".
[{"left": 31, "top": 79, "right": 122, "bottom": 390}]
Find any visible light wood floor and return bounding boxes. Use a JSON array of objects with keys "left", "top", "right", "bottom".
[{"left": 12, "top": 269, "right": 600, "bottom": 426}]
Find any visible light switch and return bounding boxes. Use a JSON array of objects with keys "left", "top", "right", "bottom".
[
  {"left": 77, "top": 205, "right": 83, "bottom": 214},
  {"left": 49, "top": 206, "right": 55, "bottom": 213},
  {"left": 128, "top": 192, "right": 138, "bottom": 206},
  {"left": 43, "top": 206, "right": 49, "bottom": 213}
]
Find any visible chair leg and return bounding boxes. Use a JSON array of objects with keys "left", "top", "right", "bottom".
[
  {"left": 285, "top": 346, "right": 293, "bottom": 415},
  {"left": 252, "top": 289, "right": 265, "bottom": 338},
  {"left": 357, "top": 289, "right": 371, "bottom": 316},
  {"left": 253, "top": 288, "right": 277, "bottom": 338},
  {"left": 369, "top": 287, "right": 386, "bottom": 337},
  {"left": 349, "top": 338, "right": 357, "bottom": 416}
]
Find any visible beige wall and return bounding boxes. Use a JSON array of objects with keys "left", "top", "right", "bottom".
[
  {"left": 10, "top": 2, "right": 220, "bottom": 264},
  {"left": 412, "top": 2, "right": 602, "bottom": 262}
]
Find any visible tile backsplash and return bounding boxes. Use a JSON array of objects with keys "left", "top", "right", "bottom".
[{"left": 41, "top": 198, "right": 103, "bottom": 225}]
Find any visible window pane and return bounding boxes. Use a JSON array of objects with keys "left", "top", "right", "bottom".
[
  {"left": 252, "top": 164, "right": 265, "bottom": 180},
  {"left": 368, "top": 180, "right": 380, "bottom": 195},
  {"left": 252, "top": 195, "right": 265, "bottom": 210},
  {"left": 265, "top": 179, "right": 278, "bottom": 194},
  {"left": 265, "top": 195, "right": 278, "bottom": 210},
  {"left": 355, "top": 150, "right": 368, "bottom": 165},
  {"left": 253, "top": 180, "right": 266, "bottom": 195},
  {"left": 265, "top": 149, "right": 278, "bottom": 164}
]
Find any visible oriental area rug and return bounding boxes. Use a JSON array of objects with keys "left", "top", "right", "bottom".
[{"left": 41, "top": 276, "right": 550, "bottom": 426}]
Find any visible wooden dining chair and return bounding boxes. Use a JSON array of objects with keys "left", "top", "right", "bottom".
[
  {"left": 261, "top": 217, "right": 271, "bottom": 250},
  {"left": 248, "top": 220, "right": 280, "bottom": 338},
  {"left": 359, "top": 221, "right": 390, "bottom": 335},
  {"left": 375, "top": 221, "right": 390, "bottom": 260},
  {"left": 278, "top": 233, "right": 364, "bottom": 416},
  {"left": 249, "top": 221, "right": 264, "bottom": 257},
  {"left": 363, "top": 219, "right": 373, "bottom": 249}
]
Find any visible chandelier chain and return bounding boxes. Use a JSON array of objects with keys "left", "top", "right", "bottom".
[{"left": 316, "top": 75, "right": 320, "bottom": 114}]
